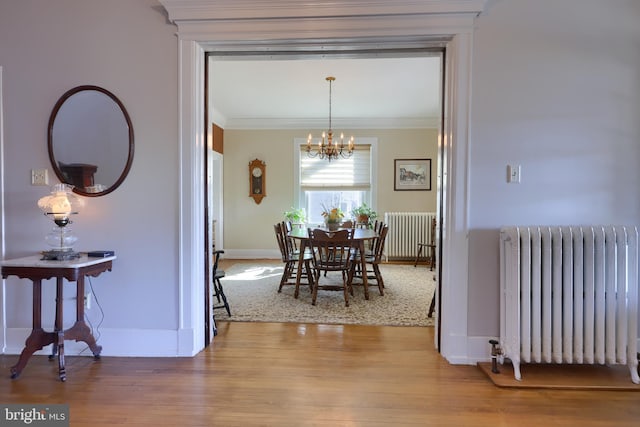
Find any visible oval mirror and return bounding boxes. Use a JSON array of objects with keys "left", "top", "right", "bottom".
[{"left": 48, "top": 85, "right": 134, "bottom": 197}]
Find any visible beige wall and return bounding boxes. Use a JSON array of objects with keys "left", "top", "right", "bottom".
[{"left": 222, "top": 128, "right": 438, "bottom": 252}]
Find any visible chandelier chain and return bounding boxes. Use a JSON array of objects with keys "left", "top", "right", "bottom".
[{"left": 328, "top": 77, "right": 332, "bottom": 131}]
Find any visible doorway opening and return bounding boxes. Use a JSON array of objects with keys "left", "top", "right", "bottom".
[{"left": 203, "top": 48, "right": 445, "bottom": 346}]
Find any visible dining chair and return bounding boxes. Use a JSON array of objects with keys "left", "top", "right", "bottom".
[
  {"left": 341, "top": 220, "right": 354, "bottom": 229},
  {"left": 307, "top": 228, "right": 355, "bottom": 307},
  {"left": 353, "top": 220, "right": 384, "bottom": 274},
  {"left": 414, "top": 218, "right": 436, "bottom": 270},
  {"left": 274, "top": 222, "right": 314, "bottom": 298},
  {"left": 351, "top": 224, "right": 388, "bottom": 297},
  {"left": 211, "top": 249, "right": 231, "bottom": 316}
]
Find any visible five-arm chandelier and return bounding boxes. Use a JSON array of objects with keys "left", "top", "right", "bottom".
[{"left": 306, "top": 76, "right": 355, "bottom": 162}]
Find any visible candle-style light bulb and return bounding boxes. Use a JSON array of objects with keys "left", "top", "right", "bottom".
[{"left": 50, "top": 196, "right": 72, "bottom": 221}]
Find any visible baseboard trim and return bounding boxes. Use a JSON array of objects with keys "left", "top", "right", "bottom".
[
  {"left": 222, "top": 249, "right": 280, "bottom": 259},
  {"left": 5, "top": 327, "right": 193, "bottom": 357}
]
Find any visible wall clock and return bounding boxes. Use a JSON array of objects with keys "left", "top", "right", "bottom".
[{"left": 249, "top": 158, "right": 266, "bottom": 204}]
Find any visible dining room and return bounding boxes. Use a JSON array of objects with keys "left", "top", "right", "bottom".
[
  {"left": 208, "top": 56, "right": 441, "bottom": 254},
  {"left": 206, "top": 54, "right": 440, "bottom": 331}
]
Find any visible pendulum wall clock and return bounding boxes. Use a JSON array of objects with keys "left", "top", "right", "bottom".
[{"left": 249, "top": 158, "right": 266, "bottom": 204}]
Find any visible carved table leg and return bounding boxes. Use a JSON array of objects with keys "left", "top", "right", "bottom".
[
  {"left": 294, "top": 240, "right": 307, "bottom": 299},
  {"left": 66, "top": 276, "right": 102, "bottom": 358},
  {"left": 57, "top": 331, "right": 66, "bottom": 382},
  {"left": 10, "top": 329, "right": 56, "bottom": 379},
  {"left": 10, "top": 279, "right": 56, "bottom": 379},
  {"left": 64, "top": 321, "right": 102, "bottom": 358},
  {"left": 52, "top": 277, "right": 66, "bottom": 381},
  {"left": 359, "top": 241, "right": 369, "bottom": 300}
]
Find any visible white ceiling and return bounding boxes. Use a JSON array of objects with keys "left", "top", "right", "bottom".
[{"left": 209, "top": 55, "right": 442, "bottom": 130}]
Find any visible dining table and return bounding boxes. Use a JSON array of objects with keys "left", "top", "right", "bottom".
[{"left": 288, "top": 226, "right": 378, "bottom": 300}]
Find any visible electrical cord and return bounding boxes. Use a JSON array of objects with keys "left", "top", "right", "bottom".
[{"left": 78, "top": 276, "right": 105, "bottom": 356}]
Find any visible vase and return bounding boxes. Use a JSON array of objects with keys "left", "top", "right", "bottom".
[{"left": 326, "top": 222, "right": 339, "bottom": 231}]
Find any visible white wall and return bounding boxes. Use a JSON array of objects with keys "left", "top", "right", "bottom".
[
  {"left": 467, "top": 0, "right": 640, "bottom": 338},
  {"left": 0, "top": 0, "right": 182, "bottom": 355},
  {"left": 220, "top": 128, "right": 437, "bottom": 256}
]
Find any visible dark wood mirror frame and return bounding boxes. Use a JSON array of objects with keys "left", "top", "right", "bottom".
[{"left": 48, "top": 85, "right": 134, "bottom": 197}]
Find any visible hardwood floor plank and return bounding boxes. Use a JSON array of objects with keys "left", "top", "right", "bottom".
[{"left": 2, "top": 322, "right": 639, "bottom": 426}]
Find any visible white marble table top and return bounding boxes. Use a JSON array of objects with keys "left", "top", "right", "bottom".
[{"left": 1, "top": 254, "right": 116, "bottom": 269}]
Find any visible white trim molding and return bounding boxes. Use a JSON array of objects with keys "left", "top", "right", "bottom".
[
  {"left": 0, "top": 66, "right": 5, "bottom": 355},
  {"left": 160, "top": 0, "right": 485, "bottom": 363},
  {"left": 176, "top": 39, "right": 207, "bottom": 356},
  {"left": 5, "top": 327, "right": 188, "bottom": 357},
  {"left": 161, "top": 0, "right": 486, "bottom": 22},
  {"left": 161, "top": 0, "right": 485, "bottom": 43}
]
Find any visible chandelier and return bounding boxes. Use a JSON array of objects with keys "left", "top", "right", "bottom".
[{"left": 306, "top": 76, "right": 354, "bottom": 162}]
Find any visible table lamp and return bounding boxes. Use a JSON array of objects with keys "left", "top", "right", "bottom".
[{"left": 37, "top": 183, "right": 84, "bottom": 260}]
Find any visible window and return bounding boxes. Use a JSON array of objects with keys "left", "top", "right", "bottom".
[{"left": 294, "top": 138, "right": 377, "bottom": 224}]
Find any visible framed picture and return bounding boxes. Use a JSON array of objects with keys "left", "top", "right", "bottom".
[{"left": 394, "top": 159, "right": 431, "bottom": 191}]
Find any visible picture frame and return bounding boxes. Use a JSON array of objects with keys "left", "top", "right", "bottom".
[{"left": 394, "top": 159, "right": 432, "bottom": 191}]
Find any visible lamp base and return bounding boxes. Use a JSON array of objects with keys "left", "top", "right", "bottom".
[{"left": 40, "top": 249, "right": 81, "bottom": 261}]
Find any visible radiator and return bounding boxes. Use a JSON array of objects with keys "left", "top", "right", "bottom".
[
  {"left": 499, "top": 226, "right": 639, "bottom": 384},
  {"left": 383, "top": 212, "right": 435, "bottom": 260}
]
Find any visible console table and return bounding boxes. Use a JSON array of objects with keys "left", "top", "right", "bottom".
[{"left": 1, "top": 254, "right": 116, "bottom": 381}]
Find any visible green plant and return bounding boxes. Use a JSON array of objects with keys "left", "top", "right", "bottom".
[
  {"left": 284, "top": 207, "right": 306, "bottom": 223},
  {"left": 351, "top": 203, "right": 378, "bottom": 222}
]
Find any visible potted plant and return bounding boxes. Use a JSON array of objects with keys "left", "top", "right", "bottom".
[
  {"left": 321, "top": 205, "right": 345, "bottom": 231},
  {"left": 284, "top": 207, "right": 306, "bottom": 227},
  {"left": 352, "top": 203, "right": 378, "bottom": 228}
]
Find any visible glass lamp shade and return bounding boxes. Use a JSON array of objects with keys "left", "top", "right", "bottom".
[{"left": 38, "top": 183, "right": 83, "bottom": 223}]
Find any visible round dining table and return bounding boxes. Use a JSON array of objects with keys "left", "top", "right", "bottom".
[{"left": 288, "top": 226, "right": 378, "bottom": 300}]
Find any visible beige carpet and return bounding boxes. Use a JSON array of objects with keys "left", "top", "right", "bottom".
[{"left": 214, "top": 260, "right": 436, "bottom": 327}]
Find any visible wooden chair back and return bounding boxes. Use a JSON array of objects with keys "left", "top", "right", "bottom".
[
  {"left": 308, "top": 228, "right": 354, "bottom": 273},
  {"left": 282, "top": 221, "right": 298, "bottom": 252},
  {"left": 274, "top": 223, "right": 292, "bottom": 262},
  {"left": 366, "top": 220, "right": 385, "bottom": 252},
  {"left": 370, "top": 225, "right": 389, "bottom": 263}
]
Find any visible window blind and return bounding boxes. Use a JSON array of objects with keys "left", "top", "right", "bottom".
[{"left": 300, "top": 145, "right": 371, "bottom": 190}]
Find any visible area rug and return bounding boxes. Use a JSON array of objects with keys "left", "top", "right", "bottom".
[{"left": 214, "top": 261, "right": 436, "bottom": 327}]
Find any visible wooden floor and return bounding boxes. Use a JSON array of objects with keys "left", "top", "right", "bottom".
[{"left": 2, "top": 322, "right": 639, "bottom": 426}]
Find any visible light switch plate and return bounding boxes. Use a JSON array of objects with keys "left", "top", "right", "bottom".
[
  {"left": 31, "top": 169, "right": 49, "bottom": 186},
  {"left": 507, "top": 164, "right": 521, "bottom": 183}
]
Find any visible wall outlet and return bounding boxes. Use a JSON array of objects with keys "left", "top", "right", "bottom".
[
  {"left": 31, "top": 169, "right": 49, "bottom": 186},
  {"left": 85, "top": 293, "right": 92, "bottom": 310}
]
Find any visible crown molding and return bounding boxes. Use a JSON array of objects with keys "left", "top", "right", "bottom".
[{"left": 221, "top": 116, "right": 440, "bottom": 130}]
